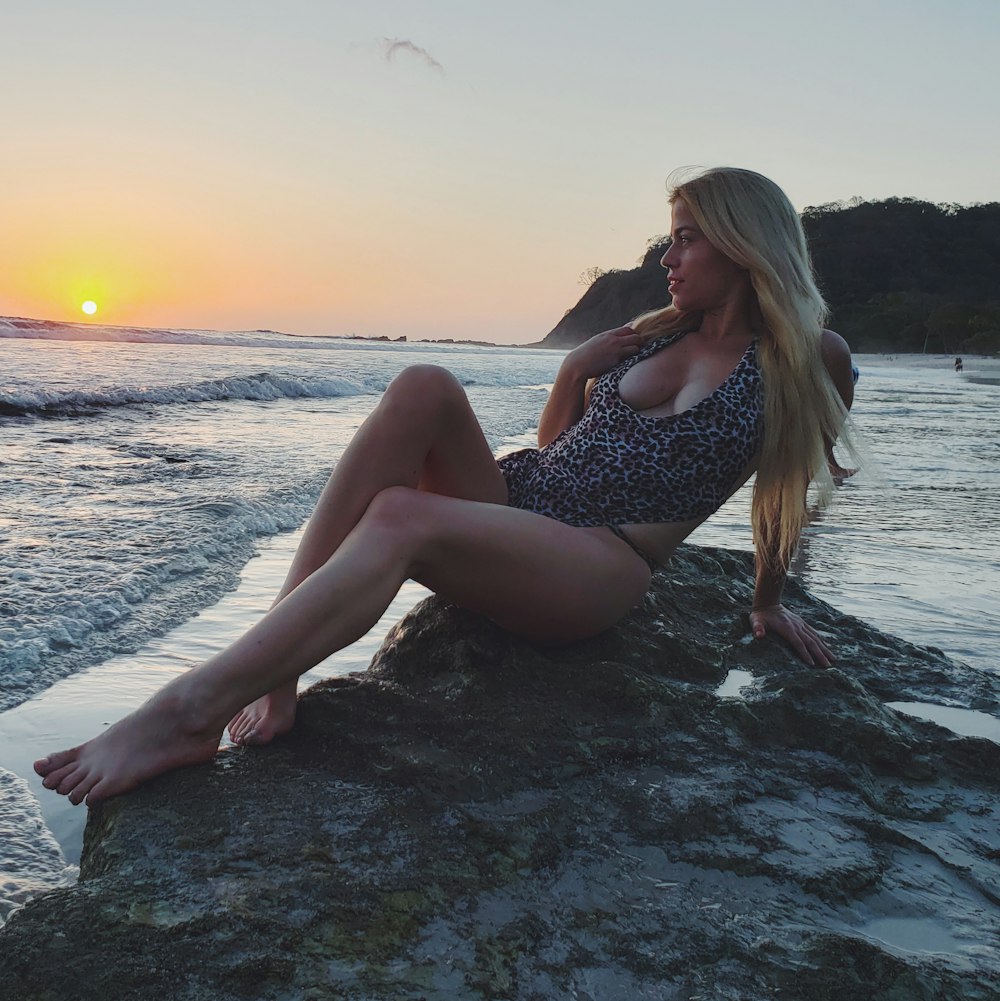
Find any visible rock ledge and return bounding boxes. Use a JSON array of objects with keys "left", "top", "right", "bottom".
[{"left": 2, "top": 546, "right": 998, "bottom": 1000}]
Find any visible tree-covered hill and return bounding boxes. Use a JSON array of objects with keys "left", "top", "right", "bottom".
[{"left": 541, "top": 198, "right": 1000, "bottom": 354}]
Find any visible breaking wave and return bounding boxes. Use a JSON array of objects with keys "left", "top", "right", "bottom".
[{"left": 0, "top": 371, "right": 375, "bottom": 418}]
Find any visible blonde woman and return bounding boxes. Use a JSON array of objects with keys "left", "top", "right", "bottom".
[{"left": 36, "top": 167, "right": 856, "bottom": 806}]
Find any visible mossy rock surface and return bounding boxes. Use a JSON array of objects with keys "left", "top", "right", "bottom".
[{"left": 2, "top": 546, "right": 998, "bottom": 1000}]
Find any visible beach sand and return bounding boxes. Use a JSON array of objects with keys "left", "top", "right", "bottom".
[
  {"left": 0, "top": 527, "right": 430, "bottom": 867},
  {"left": 856, "top": 352, "right": 1000, "bottom": 381}
]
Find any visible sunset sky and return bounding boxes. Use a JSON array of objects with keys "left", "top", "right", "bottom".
[{"left": 2, "top": 0, "right": 998, "bottom": 344}]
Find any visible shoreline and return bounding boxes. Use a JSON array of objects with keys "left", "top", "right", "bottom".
[
  {"left": 3, "top": 344, "right": 999, "bottom": 928},
  {"left": 0, "top": 528, "right": 430, "bottom": 870},
  {"left": 0, "top": 314, "right": 536, "bottom": 350},
  {"left": 6, "top": 314, "right": 1000, "bottom": 359},
  {"left": 854, "top": 351, "right": 1000, "bottom": 369}
]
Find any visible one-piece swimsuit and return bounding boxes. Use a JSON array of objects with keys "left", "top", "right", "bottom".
[{"left": 498, "top": 330, "right": 764, "bottom": 549}]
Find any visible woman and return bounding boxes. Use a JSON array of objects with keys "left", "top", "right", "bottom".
[{"left": 35, "top": 167, "right": 856, "bottom": 806}]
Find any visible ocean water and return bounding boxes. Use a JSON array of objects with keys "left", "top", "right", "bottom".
[{"left": 2, "top": 318, "right": 998, "bottom": 925}]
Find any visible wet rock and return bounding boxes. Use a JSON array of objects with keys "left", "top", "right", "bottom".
[{"left": 1, "top": 545, "right": 998, "bottom": 1000}]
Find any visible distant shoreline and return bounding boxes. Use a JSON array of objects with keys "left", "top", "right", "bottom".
[
  {"left": 0, "top": 314, "right": 545, "bottom": 349},
  {"left": 854, "top": 352, "right": 1000, "bottom": 371},
  {"left": 4, "top": 315, "right": 997, "bottom": 360}
]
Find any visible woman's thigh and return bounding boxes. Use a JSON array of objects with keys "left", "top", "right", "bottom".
[
  {"left": 374, "top": 489, "right": 653, "bottom": 643},
  {"left": 378, "top": 364, "right": 509, "bottom": 504}
]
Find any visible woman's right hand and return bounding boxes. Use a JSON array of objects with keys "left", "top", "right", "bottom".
[
  {"left": 538, "top": 326, "right": 643, "bottom": 446},
  {"left": 563, "top": 325, "right": 643, "bottom": 380}
]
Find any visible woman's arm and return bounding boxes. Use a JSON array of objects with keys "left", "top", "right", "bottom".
[
  {"left": 821, "top": 328, "right": 857, "bottom": 477},
  {"left": 537, "top": 365, "right": 590, "bottom": 448},
  {"left": 538, "top": 326, "right": 642, "bottom": 447},
  {"left": 750, "top": 561, "right": 834, "bottom": 667},
  {"left": 749, "top": 329, "right": 855, "bottom": 666},
  {"left": 821, "top": 328, "right": 855, "bottom": 412}
]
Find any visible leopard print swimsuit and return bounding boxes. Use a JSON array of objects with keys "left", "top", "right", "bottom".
[{"left": 498, "top": 330, "right": 764, "bottom": 528}]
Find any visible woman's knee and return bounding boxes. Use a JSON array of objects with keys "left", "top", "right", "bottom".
[
  {"left": 382, "top": 365, "right": 466, "bottom": 415},
  {"left": 361, "top": 486, "right": 459, "bottom": 563},
  {"left": 363, "top": 486, "right": 432, "bottom": 537}
]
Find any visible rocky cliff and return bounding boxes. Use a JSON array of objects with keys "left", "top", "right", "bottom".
[
  {"left": 1, "top": 546, "right": 998, "bottom": 1000},
  {"left": 540, "top": 197, "right": 1000, "bottom": 354},
  {"left": 540, "top": 243, "right": 670, "bottom": 349}
]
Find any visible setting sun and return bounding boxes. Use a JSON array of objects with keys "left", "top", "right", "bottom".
[{"left": 81, "top": 300, "right": 98, "bottom": 315}]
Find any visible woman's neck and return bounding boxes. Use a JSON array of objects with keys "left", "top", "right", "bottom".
[{"left": 697, "top": 300, "right": 755, "bottom": 344}]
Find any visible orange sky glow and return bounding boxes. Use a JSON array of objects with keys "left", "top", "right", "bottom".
[{"left": 2, "top": 2, "right": 997, "bottom": 343}]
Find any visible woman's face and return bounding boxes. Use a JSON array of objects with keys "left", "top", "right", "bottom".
[{"left": 660, "top": 199, "right": 750, "bottom": 313}]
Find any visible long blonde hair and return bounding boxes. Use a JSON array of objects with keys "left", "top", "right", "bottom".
[{"left": 631, "top": 167, "right": 853, "bottom": 570}]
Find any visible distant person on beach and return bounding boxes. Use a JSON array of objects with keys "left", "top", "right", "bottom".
[
  {"left": 36, "top": 167, "right": 858, "bottom": 806},
  {"left": 955, "top": 356, "right": 963, "bottom": 372}
]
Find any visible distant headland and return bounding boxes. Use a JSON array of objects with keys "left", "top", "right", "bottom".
[
  {"left": 540, "top": 197, "right": 1000, "bottom": 356},
  {"left": 0, "top": 315, "right": 508, "bottom": 350}
]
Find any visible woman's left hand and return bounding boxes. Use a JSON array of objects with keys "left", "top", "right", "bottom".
[{"left": 750, "top": 604, "right": 834, "bottom": 667}]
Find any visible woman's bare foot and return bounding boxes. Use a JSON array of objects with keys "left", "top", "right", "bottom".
[
  {"left": 227, "top": 681, "right": 298, "bottom": 746},
  {"left": 33, "top": 688, "right": 224, "bottom": 806}
]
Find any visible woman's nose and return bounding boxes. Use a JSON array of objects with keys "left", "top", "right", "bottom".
[{"left": 660, "top": 247, "right": 674, "bottom": 269}]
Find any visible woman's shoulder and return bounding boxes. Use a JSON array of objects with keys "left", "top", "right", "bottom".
[
  {"left": 820, "top": 328, "right": 852, "bottom": 371},
  {"left": 819, "top": 328, "right": 855, "bottom": 406},
  {"left": 820, "top": 328, "right": 851, "bottom": 358},
  {"left": 639, "top": 328, "right": 691, "bottom": 355}
]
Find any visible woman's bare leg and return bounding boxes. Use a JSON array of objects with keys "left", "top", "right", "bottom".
[
  {"left": 228, "top": 365, "right": 508, "bottom": 744},
  {"left": 34, "top": 488, "right": 650, "bottom": 806}
]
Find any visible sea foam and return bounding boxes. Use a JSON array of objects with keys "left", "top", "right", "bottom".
[
  {"left": 0, "top": 769, "right": 75, "bottom": 927},
  {"left": 0, "top": 315, "right": 325, "bottom": 350},
  {"left": 0, "top": 371, "right": 373, "bottom": 418},
  {"left": 0, "top": 480, "right": 328, "bottom": 713}
]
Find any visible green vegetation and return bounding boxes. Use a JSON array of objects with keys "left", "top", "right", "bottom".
[
  {"left": 547, "top": 197, "right": 1000, "bottom": 354},
  {"left": 802, "top": 197, "right": 1000, "bottom": 354}
]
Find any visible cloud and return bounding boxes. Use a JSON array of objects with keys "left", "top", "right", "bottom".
[{"left": 380, "top": 38, "right": 444, "bottom": 73}]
